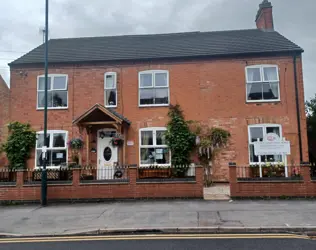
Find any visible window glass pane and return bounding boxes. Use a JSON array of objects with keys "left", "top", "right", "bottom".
[
  {"left": 52, "top": 91, "right": 67, "bottom": 107},
  {"left": 140, "top": 73, "right": 153, "bottom": 87},
  {"left": 249, "top": 144, "right": 259, "bottom": 163},
  {"left": 140, "top": 148, "right": 155, "bottom": 165},
  {"left": 105, "top": 74, "right": 115, "bottom": 89},
  {"left": 263, "top": 82, "right": 279, "bottom": 100},
  {"left": 53, "top": 133, "right": 66, "bottom": 148},
  {"left": 38, "top": 92, "right": 53, "bottom": 108},
  {"left": 266, "top": 126, "right": 280, "bottom": 136},
  {"left": 156, "top": 130, "right": 166, "bottom": 145},
  {"left": 38, "top": 77, "right": 51, "bottom": 90},
  {"left": 263, "top": 67, "right": 278, "bottom": 81},
  {"left": 51, "top": 150, "right": 66, "bottom": 166},
  {"left": 155, "top": 73, "right": 168, "bottom": 87},
  {"left": 37, "top": 133, "right": 50, "bottom": 148},
  {"left": 247, "top": 83, "right": 263, "bottom": 101},
  {"left": 250, "top": 127, "right": 263, "bottom": 142},
  {"left": 53, "top": 76, "right": 67, "bottom": 89},
  {"left": 103, "top": 147, "right": 112, "bottom": 161},
  {"left": 141, "top": 131, "right": 153, "bottom": 145},
  {"left": 262, "top": 154, "right": 283, "bottom": 163},
  {"left": 247, "top": 68, "right": 261, "bottom": 82},
  {"left": 36, "top": 149, "right": 52, "bottom": 167},
  {"left": 105, "top": 90, "right": 116, "bottom": 106},
  {"left": 140, "top": 89, "right": 154, "bottom": 105},
  {"left": 155, "top": 148, "right": 170, "bottom": 164},
  {"left": 154, "top": 88, "right": 169, "bottom": 104}
]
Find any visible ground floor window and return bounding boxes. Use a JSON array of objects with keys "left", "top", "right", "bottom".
[
  {"left": 139, "top": 127, "right": 170, "bottom": 166},
  {"left": 36, "top": 130, "right": 68, "bottom": 168},
  {"left": 248, "top": 124, "right": 283, "bottom": 164}
]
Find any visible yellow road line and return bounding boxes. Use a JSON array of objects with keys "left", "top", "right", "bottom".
[{"left": 0, "top": 234, "right": 310, "bottom": 244}]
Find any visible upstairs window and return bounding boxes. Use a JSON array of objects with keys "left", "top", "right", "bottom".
[
  {"left": 246, "top": 65, "right": 280, "bottom": 102},
  {"left": 139, "top": 70, "right": 169, "bottom": 106},
  {"left": 104, "top": 72, "right": 117, "bottom": 107},
  {"left": 37, "top": 74, "right": 68, "bottom": 109},
  {"left": 36, "top": 130, "right": 68, "bottom": 168}
]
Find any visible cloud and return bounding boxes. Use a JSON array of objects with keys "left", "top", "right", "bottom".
[{"left": 0, "top": 0, "right": 315, "bottom": 100}]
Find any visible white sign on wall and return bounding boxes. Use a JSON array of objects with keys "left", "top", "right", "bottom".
[
  {"left": 254, "top": 141, "right": 291, "bottom": 155},
  {"left": 127, "top": 141, "right": 134, "bottom": 146},
  {"left": 254, "top": 133, "right": 291, "bottom": 156}
]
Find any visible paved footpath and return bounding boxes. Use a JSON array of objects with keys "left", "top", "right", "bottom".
[{"left": 1, "top": 200, "right": 316, "bottom": 236}]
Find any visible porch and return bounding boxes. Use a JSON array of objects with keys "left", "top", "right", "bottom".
[{"left": 73, "top": 103, "right": 131, "bottom": 180}]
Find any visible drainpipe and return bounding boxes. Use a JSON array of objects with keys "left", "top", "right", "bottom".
[{"left": 293, "top": 54, "right": 303, "bottom": 162}]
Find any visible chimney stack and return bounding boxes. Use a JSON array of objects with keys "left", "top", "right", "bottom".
[{"left": 255, "top": 0, "right": 274, "bottom": 31}]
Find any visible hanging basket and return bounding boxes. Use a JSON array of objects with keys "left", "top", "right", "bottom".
[{"left": 110, "top": 137, "right": 124, "bottom": 147}]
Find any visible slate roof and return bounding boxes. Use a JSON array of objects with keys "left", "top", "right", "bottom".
[
  {"left": 72, "top": 103, "right": 131, "bottom": 125},
  {"left": 10, "top": 29, "right": 303, "bottom": 66},
  {"left": 107, "top": 107, "right": 131, "bottom": 125}
]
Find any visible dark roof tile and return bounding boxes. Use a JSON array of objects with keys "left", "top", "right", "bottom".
[{"left": 10, "top": 29, "right": 303, "bottom": 65}]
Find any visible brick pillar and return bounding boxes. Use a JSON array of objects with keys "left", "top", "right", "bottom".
[
  {"left": 128, "top": 164, "right": 137, "bottom": 198},
  {"left": 300, "top": 162, "right": 311, "bottom": 182},
  {"left": 300, "top": 162, "right": 312, "bottom": 196},
  {"left": 195, "top": 165, "right": 204, "bottom": 198},
  {"left": 72, "top": 168, "right": 81, "bottom": 187},
  {"left": 16, "top": 169, "right": 25, "bottom": 188},
  {"left": 228, "top": 162, "right": 237, "bottom": 197}
]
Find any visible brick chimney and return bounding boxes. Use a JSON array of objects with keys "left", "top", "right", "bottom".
[{"left": 255, "top": 0, "right": 274, "bottom": 31}]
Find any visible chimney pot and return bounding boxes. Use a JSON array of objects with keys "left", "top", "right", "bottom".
[{"left": 255, "top": 0, "right": 274, "bottom": 31}]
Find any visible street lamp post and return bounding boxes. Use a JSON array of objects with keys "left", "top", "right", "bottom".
[{"left": 41, "top": 0, "right": 49, "bottom": 206}]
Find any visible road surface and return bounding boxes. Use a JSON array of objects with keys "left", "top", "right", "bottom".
[{"left": 0, "top": 234, "right": 315, "bottom": 250}]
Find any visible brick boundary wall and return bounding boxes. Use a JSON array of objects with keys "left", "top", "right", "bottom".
[
  {"left": 0, "top": 166, "right": 204, "bottom": 203},
  {"left": 229, "top": 163, "right": 316, "bottom": 198}
]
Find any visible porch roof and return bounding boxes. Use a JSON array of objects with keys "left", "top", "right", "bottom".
[{"left": 72, "top": 103, "right": 131, "bottom": 125}]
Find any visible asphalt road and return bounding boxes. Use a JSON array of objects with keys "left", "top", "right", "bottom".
[{"left": 0, "top": 235, "right": 316, "bottom": 250}]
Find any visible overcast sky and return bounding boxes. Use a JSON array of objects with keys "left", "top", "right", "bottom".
[{"left": 0, "top": 0, "right": 315, "bottom": 100}]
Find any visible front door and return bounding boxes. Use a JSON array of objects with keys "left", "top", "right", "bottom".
[{"left": 97, "top": 130, "right": 118, "bottom": 180}]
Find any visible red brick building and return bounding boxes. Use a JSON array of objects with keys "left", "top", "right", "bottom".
[
  {"left": 8, "top": 0, "right": 308, "bottom": 181},
  {"left": 0, "top": 75, "right": 10, "bottom": 166}
]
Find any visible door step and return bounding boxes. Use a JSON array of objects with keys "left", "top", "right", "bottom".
[
  {"left": 203, "top": 185, "right": 230, "bottom": 200},
  {"left": 204, "top": 194, "right": 230, "bottom": 201}
]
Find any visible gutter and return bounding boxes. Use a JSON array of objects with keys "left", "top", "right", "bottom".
[{"left": 293, "top": 54, "right": 303, "bottom": 162}]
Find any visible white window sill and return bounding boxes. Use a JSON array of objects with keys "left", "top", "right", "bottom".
[
  {"left": 37, "top": 107, "right": 68, "bottom": 110},
  {"left": 249, "top": 163, "right": 285, "bottom": 166},
  {"left": 105, "top": 105, "right": 117, "bottom": 108},
  {"left": 139, "top": 165, "right": 171, "bottom": 168},
  {"left": 246, "top": 99, "right": 280, "bottom": 103},
  {"left": 35, "top": 166, "right": 62, "bottom": 170},
  {"left": 139, "top": 104, "right": 169, "bottom": 108}
]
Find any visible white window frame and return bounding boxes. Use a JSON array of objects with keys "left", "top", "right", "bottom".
[
  {"left": 37, "top": 74, "right": 68, "bottom": 110},
  {"left": 245, "top": 65, "right": 280, "bottom": 103},
  {"left": 248, "top": 124, "right": 283, "bottom": 165},
  {"left": 138, "top": 70, "right": 170, "bottom": 107},
  {"left": 104, "top": 72, "right": 117, "bottom": 108},
  {"left": 139, "top": 127, "right": 171, "bottom": 167},
  {"left": 35, "top": 130, "right": 68, "bottom": 169}
]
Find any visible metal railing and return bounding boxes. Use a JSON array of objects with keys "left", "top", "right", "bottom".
[
  {"left": 137, "top": 165, "right": 196, "bottom": 181},
  {"left": 24, "top": 168, "right": 73, "bottom": 184},
  {"left": 80, "top": 165, "right": 129, "bottom": 183},
  {"left": 236, "top": 165, "right": 302, "bottom": 181},
  {"left": 0, "top": 168, "right": 16, "bottom": 184}
]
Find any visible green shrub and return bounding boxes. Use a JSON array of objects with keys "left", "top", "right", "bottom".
[{"left": 0, "top": 122, "right": 36, "bottom": 169}]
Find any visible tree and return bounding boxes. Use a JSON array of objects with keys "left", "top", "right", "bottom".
[
  {"left": 306, "top": 94, "right": 316, "bottom": 165},
  {"left": 190, "top": 123, "right": 231, "bottom": 186},
  {"left": 165, "top": 105, "right": 196, "bottom": 175},
  {"left": 0, "top": 122, "right": 36, "bottom": 169}
]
